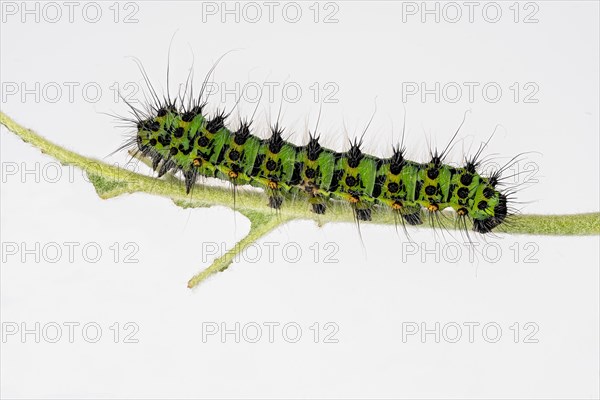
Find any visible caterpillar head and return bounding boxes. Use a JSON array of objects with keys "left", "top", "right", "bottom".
[
  {"left": 136, "top": 117, "right": 162, "bottom": 151},
  {"left": 472, "top": 190, "right": 508, "bottom": 233}
]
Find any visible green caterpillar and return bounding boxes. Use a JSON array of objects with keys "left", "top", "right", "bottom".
[{"left": 128, "top": 93, "right": 509, "bottom": 234}]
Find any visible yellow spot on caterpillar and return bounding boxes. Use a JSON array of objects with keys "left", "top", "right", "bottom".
[
  {"left": 457, "top": 208, "right": 468, "bottom": 216},
  {"left": 392, "top": 201, "right": 402, "bottom": 210},
  {"left": 268, "top": 181, "right": 278, "bottom": 189},
  {"left": 228, "top": 171, "right": 238, "bottom": 179},
  {"left": 349, "top": 196, "right": 359, "bottom": 204},
  {"left": 192, "top": 158, "right": 202, "bottom": 166},
  {"left": 427, "top": 203, "right": 439, "bottom": 212}
]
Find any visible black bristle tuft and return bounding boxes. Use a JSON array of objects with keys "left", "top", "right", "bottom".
[
  {"left": 268, "top": 196, "right": 283, "bottom": 209},
  {"left": 403, "top": 211, "right": 423, "bottom": 225},
  {"left": 355, "top": 208, "right": 372, "bottom": 221},
  {"left": 347, "top": 138, "right": 363, "bottom": 168},
  {"left": 307, "top": 135, "right": 322, "bottom": 161},
  {"left": 206, "top": 110, "right": 226, "bottom": 133},
  {"left": 184, "top": 169, "right": 196, "bottom": 194},
  {"left": 268, "top": 124, "right": 285, "bottom": 154},
  {"left": 234, "top": 121, "right": 251, "bottom": 145},
  {"left": 312, "top": 203, "right": 326, "bottom": 214},
  {"left": 390, "top": 145, "right": 405, "bottom": 175}
]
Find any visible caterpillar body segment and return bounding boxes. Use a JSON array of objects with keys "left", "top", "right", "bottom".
[{"left": 133, "top": 103, "right": 508, "bottom": 233}]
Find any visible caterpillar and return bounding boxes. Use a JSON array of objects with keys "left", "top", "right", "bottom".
[{"left": 119, "top": 60, "right": 513, "bottom": 235}]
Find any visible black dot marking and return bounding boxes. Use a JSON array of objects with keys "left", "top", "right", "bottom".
[
  {"left": 170, "top": 147, "right": 178, "bottom": 156},
  {"left": 446, "top": 183, "right": 457, "bottom": 203},
  {"left": 388, "top": 182, "right": 399, "bottom": 193},
  {"left": 427, "top": 169, "right": 439, "bottom": 180},
  {"left": 149, "top": 121, "right": 160, "bottom": 132},
  {"left": 457, "top": 187, "right": 469, "bottom": 199},
  {"left": 231, "top": 164, "right": 242, "bottom": 174},
  {"left": 290, "top": 162, "right": 303, "bottom": 187},
  {"left": 328, "top": 169, "right": 344, "bottom": 192},
  {"left": 149, "top": 138, "right": 157, "bottom": 146},
  {"left": 305, "top": 167, "right": 315, "bottom": 179},
  {"left": 174, "top": 127, "right": 184, "bottom": 138},
  {"left": 157, "top": 108, "right": 167, "bottom": 117},
  {"left": 414, "top": 180, "right": 423, "bottom": 200},
  {"left": 229, "top": 150, "right": 240, "bottom": 161},
  {"left": 472, "top": 194, "right": 508, "bottom": 234},
  {"left": 372, "top": 175, "right": 385, "bottom": 198},
  {"left": 266, "top": 159, "right": 277, "bottom": 171},
  {"left": 483, "top": 187, "right": 494, "bottom": 199},
  {"left": 198, "top": 136, "right": 209, "bottom": 147},
  {"left": 425, "top": 185, "right": 436, "bottom": 196},
  {"left": 460, "top": 174, "right": 473, "bottom": 186},
  {"left": 251, "top": 154, "right": 265, "bottom": 177},
  {"left": 478, "top": 200, "right": 488, "bottom": 210},
  {"left": 345, "top": 176, "right": 357, "bottom": 187},
  {"left": 158, "top": 135, "right": 171, "bottom": 147}
]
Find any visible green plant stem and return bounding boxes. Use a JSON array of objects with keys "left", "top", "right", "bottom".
[
  {"left": 186, "top": 211, "right": 290, "bottom": 288},
  {"left": 2, "top": 111, "right": 599, "bottom": 287}
]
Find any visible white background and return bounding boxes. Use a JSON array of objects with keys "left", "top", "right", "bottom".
[{"left": 1, "top": 1, "right": 599, "bottom": 398}]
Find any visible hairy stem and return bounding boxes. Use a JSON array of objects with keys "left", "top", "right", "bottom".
[
  {"left": 2, "top": 112, "right": 599, "bottom": 287},
  {"left": 187, "top": 211, "right": 290, "bottom": 288}
]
